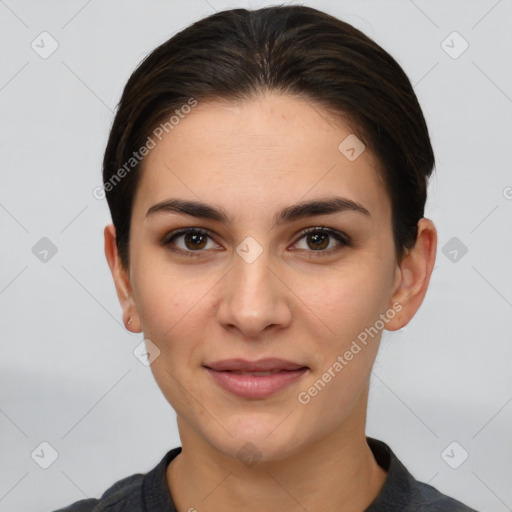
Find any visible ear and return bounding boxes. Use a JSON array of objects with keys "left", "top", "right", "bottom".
[
  {"left": 385, "top": 218, "right": 437, "bottom": 331},
  {"left": 104, "top": 223, "right": 141, "bottom": 332}
]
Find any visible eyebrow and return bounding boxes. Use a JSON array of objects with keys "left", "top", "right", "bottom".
[{"left": 145, "top": 196, "right": 371, "bottom": 225}]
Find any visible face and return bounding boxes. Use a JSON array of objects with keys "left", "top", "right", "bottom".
[{"left": 120, "top": 93, "right": 402, "bottom": 462}]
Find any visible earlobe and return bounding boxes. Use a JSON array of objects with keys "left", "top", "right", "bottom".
[
  {"left": 385, "top": 218, "right": 437, "bottom": 332},
  {"left": 103, "top": 224, "right": 141, "bottom": 332}
]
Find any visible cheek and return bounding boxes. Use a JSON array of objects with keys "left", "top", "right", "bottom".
[
  {"left": 132, "top": 267, "right": 211, "bottom": 409},
  {"left": 295, "top": 277, "right": 384, "bottom": 416},
  {"left": 299, "top": 263, "right": 390, "bottom": 341},
  {"left": 132, "top": 255, "right": 209, "bottom": 337}
]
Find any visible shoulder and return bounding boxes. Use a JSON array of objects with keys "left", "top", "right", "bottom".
[
  {"left": 51, "top": 447, "right": 181, "bottom": 512},
  {"left": 410, "top": 479, "right": 479, "bottom": 511},
  {"left": 52, "top": 472, "right": 144, "bottom": 512},
  {"left": 366, "top": 437, "right": 479, "bottom": 512}
]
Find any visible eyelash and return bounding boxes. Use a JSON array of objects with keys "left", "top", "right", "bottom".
[{"left": 161, "top": 226, "right": 352, "bottom": 258}]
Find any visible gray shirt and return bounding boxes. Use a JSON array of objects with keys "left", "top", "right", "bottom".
[{"left": 53, "top": 437, "right": 479, "bottom": 511}]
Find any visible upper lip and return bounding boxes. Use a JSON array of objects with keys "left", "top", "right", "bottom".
[{"left": 204, "top": 358, "right": 307, "bottom": 372}]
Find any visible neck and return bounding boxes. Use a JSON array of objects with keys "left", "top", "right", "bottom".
[{"left": 166, "top": 392, "right": 387, "bottom": 512}]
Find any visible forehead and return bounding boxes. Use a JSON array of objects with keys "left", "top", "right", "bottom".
[{"left": 132, "top": 93, "right": 390, "bottom": 226}]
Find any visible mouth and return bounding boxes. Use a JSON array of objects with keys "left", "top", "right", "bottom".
[
  {"left": 221, "top": 369, "right": 285, "bottom": 376},
  {"left": 204, "top": 357, "right": 308, "bottom": 372},
  {"left": 203, "top": 358, "right": 309, "bottom": 398}
]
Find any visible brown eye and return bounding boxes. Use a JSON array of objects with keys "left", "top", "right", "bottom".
[
  {"left": 293, "top": 227, "right": 352, "bottom": 254},
  {"left": 182, "top": 232, "right": 208, "bottom": 250},
  {"left": 163, "top": 228, "right": 218, "bottom": 256},
  {"left": 305, "top": 231, "right": 330, "bottom": 250}
]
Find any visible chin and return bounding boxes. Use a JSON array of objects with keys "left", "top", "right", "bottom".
[{"left": 203, "top": 416, "right": 309, "bottom": 464}]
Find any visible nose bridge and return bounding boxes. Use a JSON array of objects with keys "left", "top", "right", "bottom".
[
  {"left": 218, "top": 238, "right": 290, "bottom": 336},
  {"left": 232, "top": 240, "right": 275, "bottom": 310}
]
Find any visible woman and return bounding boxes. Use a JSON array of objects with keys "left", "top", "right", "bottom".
[{"left": 55, "top": 5, "right": 477, "bottom": 511}]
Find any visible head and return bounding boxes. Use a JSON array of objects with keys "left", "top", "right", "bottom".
[{"left": 103, "top": 6, "right": 437, "bottom": 462}]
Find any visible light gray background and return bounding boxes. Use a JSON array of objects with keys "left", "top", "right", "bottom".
[{"left": 1, "top": 1, "right": 511, "bottom": 511}]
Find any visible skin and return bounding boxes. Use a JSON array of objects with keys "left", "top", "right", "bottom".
[{"left": 104, "top": 92, "right": 437, "bottom": 512}]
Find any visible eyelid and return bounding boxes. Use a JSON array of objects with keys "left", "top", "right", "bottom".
[
  {"left": 161, "top": 226, "right": 352, "bottom": 256},
  {"left": 292, "top": 226, "right": 352, "bottom": 248},
  {"left": 161, "top": 227, "right": 220, "bottom": 252}
]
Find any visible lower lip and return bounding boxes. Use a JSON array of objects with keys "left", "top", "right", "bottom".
[{"left": 204, "top": 367, "right": 308, "bottom": 398}]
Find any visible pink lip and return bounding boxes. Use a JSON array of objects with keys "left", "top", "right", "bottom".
[{"left": 204, "top": 358, "right": 309, "bottom": 398}]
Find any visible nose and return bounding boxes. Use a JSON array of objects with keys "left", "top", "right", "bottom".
[{"left": 216, "top": 245, "right": 292, "bottom": 340}]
